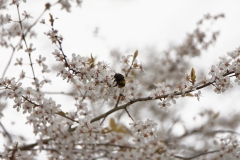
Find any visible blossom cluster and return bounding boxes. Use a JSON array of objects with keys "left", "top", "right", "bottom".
[
  {"left": 1, "top": 1, "right": 240, "bottom": 160},
  {"left": 148, "top": 47, "right": 240, "bottom": 110},
  {"left": 215, "top": 135, "right": 240, "bottom": 159}
]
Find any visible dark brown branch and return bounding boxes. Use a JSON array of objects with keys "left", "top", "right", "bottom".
[
  {"left": 9, "top": 142, "right": 18, "bottom": 160},
  {"left": 91, "top": 70, "right": 235, "bottom": 123},
  {"left": 55, "top": 112, "right": 79, "bottom": 123},
  {"left": 174, "top": 149, "right": 220, "bottom": 159},
  {"left": 8, "top": 138, "right": 51, "bottom": 151},
  {"left": 56, "top": 37, "right": 81, "bottom": 75}
]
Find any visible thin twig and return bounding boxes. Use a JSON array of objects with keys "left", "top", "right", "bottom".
[
  {"left": 174, "top": 149, "right": 220, "bottom": 159},
  {"left": 167, "top": 116, "right": 180, "bottom": 135},
  {"left": 114, "top": 94, "right": 121, "bottom": 108},
  {"left": 45, "top": 91, "right": 75, "bottom": 96},
  {"left": 77, "top": 142, "right": 136, "bottom": 149},
  {"left": 16, "top": 5, "right": 38, "bottom": 91},
  {"left": 9, "top": 142, "right": 18, "bottom": 160},
  {"left": 100, "top": 116, "right": 107, "bottom": 125},
  {"left": 8, "top": 138, "right": 51, "bottom": 151},
  {"left": 125, "top": 51, "right": 137, "bottom": 77},
  {"left": 0, "top": 122, "right": 13, "bottom": 144},
  {"left": 1, "top": 47, "right": 16, "bottom": 79},
  {"left": 124, "top": 108, "right": 134, "bottom": 121},
  {"left": 55, "top": 112, "right": 79, "bottom": 123},
  {"left": 56, "top": 37, "right": 80, "bottom": 75}
]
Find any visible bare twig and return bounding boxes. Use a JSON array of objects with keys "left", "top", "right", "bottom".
[
  {"left": 125, "top": 50, "right": 138, "bottom": 77},
  {"left": 45, "top": 91, "right": 75, "bottom": 96},
  {"left": 9, "top": 142, "right": 18, "bottom": 160},
  {"left": 100, "top": 116, "right": 107, "bottom": 125},
  {"left": 56, "top": 37, "right": 80, "bottom": 75},
  {"left": 114, "top": 94, "right": 121, "bottom": 108},
  {"left": 77, "top": 142, "right": 136, "bottom": 149},
  {"left": 55, "top": 112, "right": 79, "bottom": 123},
  {"left": 8, "top": 138, "right": 51, "bottom": 151},
  {"left": 1, "top": 47, "right": 16, "bottom": 79},
  {"left": 174, "top": 149, "right": 220, "bottom": 159},
  {"left": 124, "top": 108, "right": 134, "bottom": 121},
  {"left": 0, "top": 122, "right": 13, "bottom": 144}
]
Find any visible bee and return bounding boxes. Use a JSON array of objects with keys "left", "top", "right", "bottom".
[{"left": 113, "top": 73, "right": 126, "bottom": 88}]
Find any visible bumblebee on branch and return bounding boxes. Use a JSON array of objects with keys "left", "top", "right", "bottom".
[{"left": 113, "top": 73, "right": 126, "bottom": 88}]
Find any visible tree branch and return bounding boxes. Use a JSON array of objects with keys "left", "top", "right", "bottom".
[
  {"left": 0, "top": 122, "right": 12, "bottom": 144},
  {"left": 174, "top": 149, "right": 220, "bottom": 159},
  {"left": 91, "top": 70, "right": 235, "bottom": 123}
]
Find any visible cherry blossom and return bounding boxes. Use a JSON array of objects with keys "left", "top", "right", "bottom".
[{"left": 1, "top": 2, "right": 240, "bottom": 160}]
